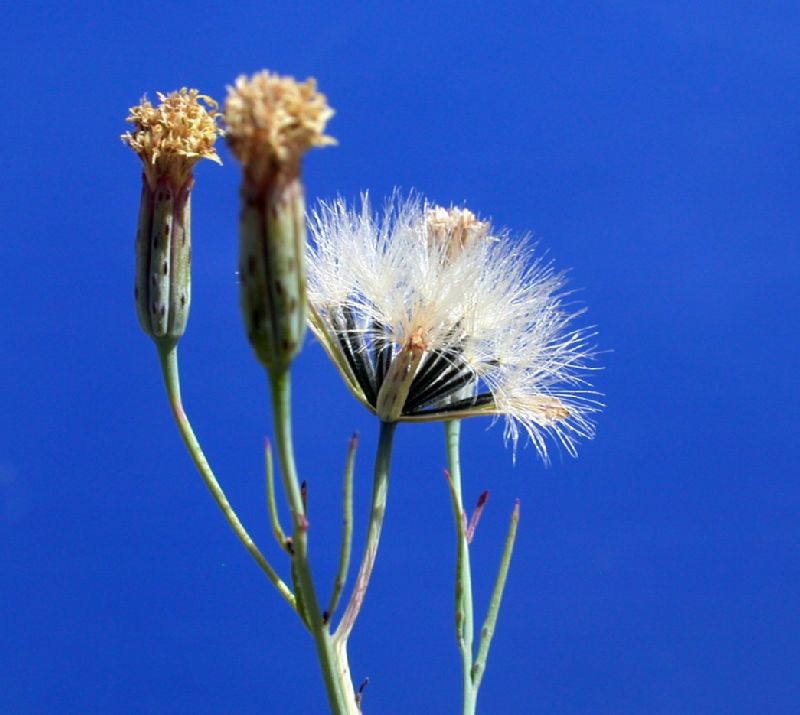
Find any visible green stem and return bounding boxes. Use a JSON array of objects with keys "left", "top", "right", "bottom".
[
  {"left": 326, "top": 434, "right": 358, "bottom": 624},
  {"left": 264, "top": 439, "right": 291, "bottom": 552},
  {"left": 445, "top": 420, "right": 478, "bottom": 715},
  {"left": 269, "top": 369, "right": 358, "bottom": 715},
  {"left": 473, "top": 500, "right": 520, "bottom": 691},
  {"left": 156, "top": 342, "right": 296, "bottom": 610},
  {"left": 334, "top": 421, "right": 396, "bottom": 644}
]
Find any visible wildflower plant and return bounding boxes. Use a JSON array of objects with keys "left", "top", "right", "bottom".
[{"left": 124, "top": 71, "right": 599, "bottom": 715}]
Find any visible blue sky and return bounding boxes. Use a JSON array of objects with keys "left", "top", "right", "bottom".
[{"left": 1, "top": 1, "right": 799, "bottom": 713}]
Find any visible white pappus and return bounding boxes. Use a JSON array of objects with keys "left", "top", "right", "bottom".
[{"left": 306, "top": 192, "right": 600, "bottom": 462}]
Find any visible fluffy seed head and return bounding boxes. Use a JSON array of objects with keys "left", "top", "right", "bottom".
[
  {"left": 122, "top": 88, "right": 222, "bottom": 187},
  {"left": 307, "top": 193, "right": 600, "bottom": 462},
  {"left": 225, "top": 70, "right": 335, "bottom": 187}
]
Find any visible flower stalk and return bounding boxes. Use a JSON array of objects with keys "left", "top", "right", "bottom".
[
  {"left": 157, "top": 342, "right": 296, "bottom": 610},
  {"left": 333, "top": 421, "right": 398, "bottom": 714},
  {"left": 334, "top": 421, "right": 397, "bottom": 644},
  {"left": 445, "top": 419, "right": 478, "bottom": 715},
  {"left": 269, "top": 370, "right": 359, "bottom": 713},
  {"left": 445, "top": 419, "right": 522, "bottom": 715}
]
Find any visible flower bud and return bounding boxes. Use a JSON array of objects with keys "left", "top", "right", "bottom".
[
  {"left": 225, "top": 70, "right": 335, "bottom": 372},
  {"left": 122, "top": 88, "right": 221, "bottom": 343}
]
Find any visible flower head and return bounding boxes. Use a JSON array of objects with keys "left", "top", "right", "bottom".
[
  {"left": 122, "top": 88, "right": 221, "bottom": 188},
  {"left": 307, "top": 193, "right": 599, "bottom": 461},
  {"left": 225, "top": 70, "right": 335, "bottom": 372},
  {"left": 123, "top": 88, "right": 221, "bottom": 343},
  {"left": 225, "top": 70, "right": 336, "bottom": 191}
]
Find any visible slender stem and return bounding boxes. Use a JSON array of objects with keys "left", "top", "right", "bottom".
[
  {"left": 334, "top": 421, "right": 396, "bottom": 644},
  {"left": 326, "top": 434, "right": 358, "bottom": 623},
  {"left": 269, "top": 369, "right": 358, "bottom": 714},
  {"left": 473, "top": 500, "right": 520, "bottom": 691},
  {"left": 264, "top": 439, "right": 291, "bottom": 552},
  {"left": 445, "top": 420, "right": 478, "bottom": 715},
  {"left": 156, "top": 342, "right": 296, "bottom": 610}
]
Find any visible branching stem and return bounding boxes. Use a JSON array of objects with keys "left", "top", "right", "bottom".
[
  {"left": 156, "top": 341, "right": 296, "bottom": 610},
  {"left": 269, "top": 369, "right": 359, "bottom": 715},
  {"left": 335, "top": 421, "right": 396, "bottom": 644},
  {"left": 445, "top": 419, "right": 521, "bottom": 714},
  {"left": 445, "top": 420, "right": 478, "bottom": 715}
]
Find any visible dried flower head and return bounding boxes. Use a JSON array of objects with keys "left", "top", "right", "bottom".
[
  {"left": 122, "top": 88, "right": 222, "bottom": 188},
  {"left": 225, "top": 70, "right": 336, "bottom": 189},
  {"left": 425, "top": 206, "right": 491, "bottom": 260},
  {"left": 307, "top": 193, "right": 600, "bottom": 461}
]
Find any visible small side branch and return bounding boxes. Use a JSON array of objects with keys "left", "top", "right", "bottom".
[
  {"left": 472, "top": 500, "right": 521, "bottom": 690},
  {"left": 325, "top": 433, "right": 358, "bottom": 624},
  {"left": 265, "top": 439, "right": 292, "bottom": 554},
  {"left": 334, "top": 421, "right": 397, "bottom": 645}
]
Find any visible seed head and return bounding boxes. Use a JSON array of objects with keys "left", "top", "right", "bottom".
[{"left": 307, "top": 193, "right": 600, "bottom": 461}]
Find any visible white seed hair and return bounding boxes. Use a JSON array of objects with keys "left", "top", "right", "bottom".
[{"left": 306, "top": 191, "right": 600, "bottom": 462}]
